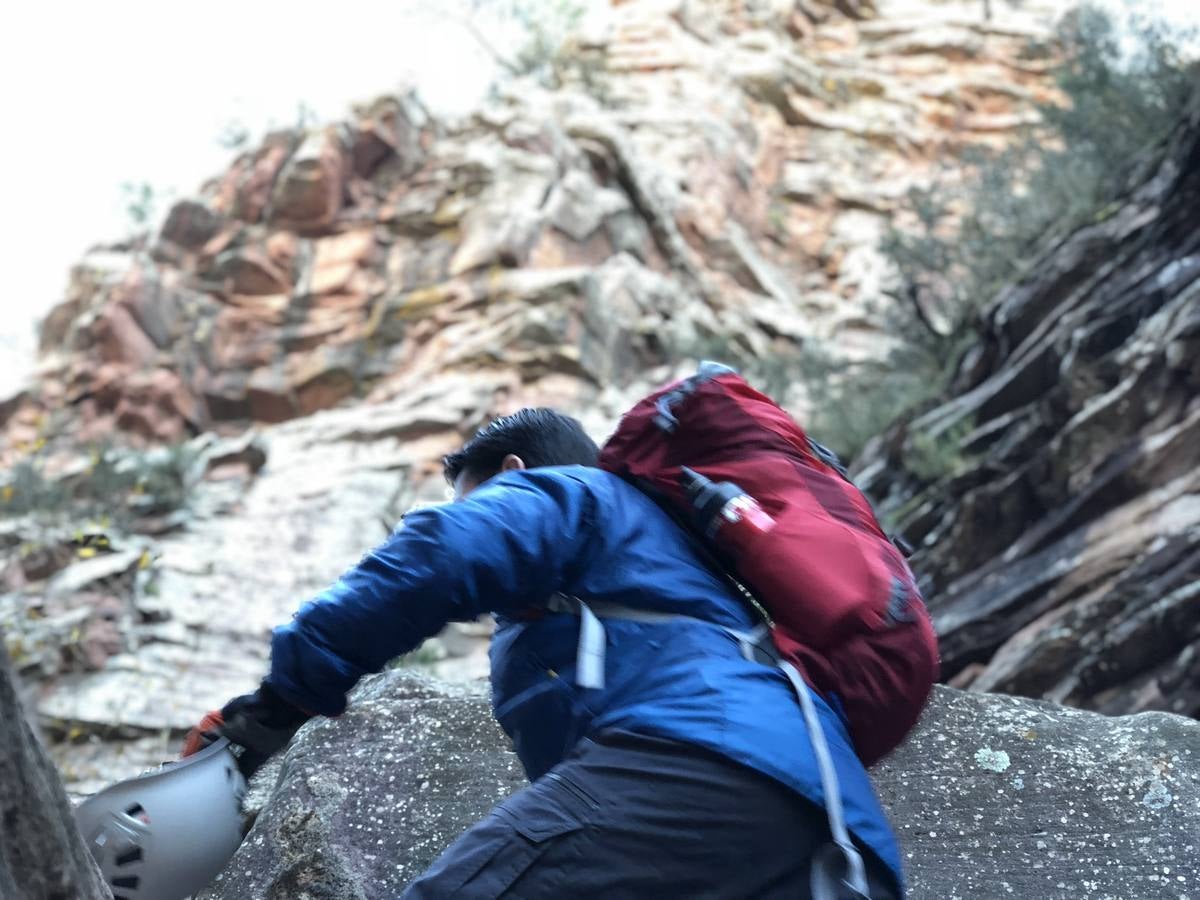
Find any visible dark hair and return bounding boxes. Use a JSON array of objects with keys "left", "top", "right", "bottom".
[{"left": 443, "top": 408, "right": 600, "bottom": 485}]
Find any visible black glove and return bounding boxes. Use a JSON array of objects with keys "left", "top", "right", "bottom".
[{"left": 219, "top": 682, "right": 312, "bottom": 779}]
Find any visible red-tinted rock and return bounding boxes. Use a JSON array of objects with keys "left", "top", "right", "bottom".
[
  {"left": 229, "top": 134, "right": 295, "bottom": 224},
  {"left": 160, "top": 200, "right": 222, "bottom": 250},
  {"left": 112, "top": 368, "right": 200, "bottom": 442},
  {"left": 76, "top": 593, "right": 124, "bottom": 671},
  {"left": 209, "top": 307, "right": 284, "bottom": 371},
  {"left": 310, "top": 228, "right": 378, "bottom": 298},
  {"left": 270, "top": 129, "right": 348, "bottom": 232},
  {"left": 290, "top": 346, "right": 359, "bottom": 416},
  {"left": 199, "top": 370, "right": 252, "bottom": 421},
  {"left": 212, "top": 246, "right": 293, "bottom": 295},
  {"left": 351, "top": 93, "right": 429, "bottom": 180},
  {"left": 246, "top": 368, "right": 298, "bottom": 423},
  {"left": 111, "top": 267, "right": 186, "bottom": 349},
  {"left": 91, "top": 305, "right": 158, "bottom": 367}
]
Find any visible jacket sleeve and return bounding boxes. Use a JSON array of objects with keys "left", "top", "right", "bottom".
[{"left": 264, "top": 468, "right": 599, "bottom": 716}]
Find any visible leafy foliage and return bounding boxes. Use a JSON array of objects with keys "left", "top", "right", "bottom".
[
  {"left": 0, "top": 442, "right": 201, "bottom": 527},
  {"left": 906, "top": 418, "right": 976, "bottom": 482},
  {"left": 120, "top": 181, "right": 157, "bottom": 230},
  {"left": 387, "top": 641, "right": 447, "bottom": 670},
  {"left": 217, "top": 119, "right": 251, "bottom": 151},
  {"left": 503, "top": 0, "right": 587, "bottom": 81},
  {"left": 458, "top": 0, "right": 606, "bottom": 96},
  {"left": 882, "top": 5, "right": 1196, "bottom": 371},
  {"left": 797, "top": 5, "right": 1196, "bottom": 472}
]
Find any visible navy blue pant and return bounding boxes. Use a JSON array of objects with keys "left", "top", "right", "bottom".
[{"left": 402, "top": 731, "right": 901, "bottom": 899}]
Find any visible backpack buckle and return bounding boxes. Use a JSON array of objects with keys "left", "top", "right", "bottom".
[{"left": 653, "top": 362, "right": 738, "bottom": 432}]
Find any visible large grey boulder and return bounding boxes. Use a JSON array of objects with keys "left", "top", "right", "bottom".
[
  {"left": 198, "top": 672, "right": 524, "bottom": 900},
  {"left": 875, "top": 687, "right": 1199, "bottom": 899},
  {"left": 200, "top": 673, "right": 1200, "bottom": 900}
]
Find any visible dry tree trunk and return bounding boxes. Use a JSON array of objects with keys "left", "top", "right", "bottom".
[{"left": 0, "top": 632, "right": 112, "bottom": 899}]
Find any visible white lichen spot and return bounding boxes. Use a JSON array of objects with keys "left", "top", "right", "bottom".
[
  {"left": 974, "top": 747, "right": 1011, "bottom": 773},
  {"left": 1143, "top": 779, "right": 1173, "bottom": 811}
]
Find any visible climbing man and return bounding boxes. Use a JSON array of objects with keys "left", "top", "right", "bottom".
[{"left": 185, "top": 407, "right": 906, "bottom": 898}]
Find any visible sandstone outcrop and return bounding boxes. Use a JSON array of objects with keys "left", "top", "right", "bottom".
[{"left": 3, "top": 0, "right": 1065, "bottom": 451}]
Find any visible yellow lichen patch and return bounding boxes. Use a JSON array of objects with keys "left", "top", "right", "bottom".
[
  {"left": 485, "top": 265, "right": 512, "bottom": 304},
  {"left": 363, "top": 297, "right": 387, "bottom": 339},
  {"left": 396, "top": 285, "right": 455, "bottom": 320},
  {"left": 432, "top": 197, "right": 463, "bottom": 227}
]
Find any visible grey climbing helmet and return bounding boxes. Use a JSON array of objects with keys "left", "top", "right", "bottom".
[{"left": 74, "top": 738, "right": 247, "bottom": 900}]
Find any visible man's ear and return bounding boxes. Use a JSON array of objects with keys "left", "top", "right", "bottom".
[{"left": 500, "top": 454, "right": 526, "bottom": 473}]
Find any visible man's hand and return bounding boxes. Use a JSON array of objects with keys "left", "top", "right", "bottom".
[
  {"left": 182, "top": 710, "right": 226, "bottom": 757},
  {"left": 180, "top": 683, "right": 312, "bottom": 779}
]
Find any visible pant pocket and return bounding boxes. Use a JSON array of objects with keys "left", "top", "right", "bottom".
[{"left": 403, "top": 774, "right": 591, "bottom": 899}]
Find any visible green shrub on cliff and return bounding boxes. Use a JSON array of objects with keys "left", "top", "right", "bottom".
[
  {"left": 807, "top": 5, "right": 1196, "bottom": 467},
  {"left": 0, "top": 442, "right": 200, "bottom": 527},
  {"left": 881, "top": 4, "right": 1196, "bottom": 370}
]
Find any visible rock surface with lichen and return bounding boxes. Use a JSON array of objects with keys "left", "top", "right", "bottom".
[
  {"left": 198, "top": 674, "right": 1200, "bottom": 900},
  {"left": 198, "top": 672, "right": 524, "bottom": 900}
]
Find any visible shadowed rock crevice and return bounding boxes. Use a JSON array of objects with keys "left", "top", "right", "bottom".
[{"left": 0, "top": 636, "right": 111, "bottom": 900}]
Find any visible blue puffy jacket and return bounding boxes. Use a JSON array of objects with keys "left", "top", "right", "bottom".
[{"left": 267, "top": 466, "right": 903, "bottom": 888}]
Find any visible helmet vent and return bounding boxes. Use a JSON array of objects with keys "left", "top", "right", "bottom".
[
  {"left": 112, "top": 875, "right": 140, "bottom": 891},
  {"left": 115, "top": 846, "right": 143, "bottom": 866},
  {"left": 124, "top": 803, "right": 150, "bottom": 824}
]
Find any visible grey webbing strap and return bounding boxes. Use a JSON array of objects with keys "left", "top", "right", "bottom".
[
  {"left": 553, "top": 595, "right": 697, "bottom": 691},
  {"left": 548, "top": 594, "right": 759, "bottom": 690},
  {"left": 779, "top": 661, "right": 871, "bottom": 900},
  {"left": 545, "top": 596, "right": 872, "bottom": 899}
]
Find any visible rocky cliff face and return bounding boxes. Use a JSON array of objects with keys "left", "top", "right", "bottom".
[
  {"left": 858, "top": 83, "right": 1200, "bottom": 720},
  {"left": 0, "top": 0, "right": 1076, "bottom": 795},
  {"left": 6, "top": 0, "right": 1065, "bottom": 453},
  {"left": 199, "top": 672, "right": 1200, "bottom": 900}
]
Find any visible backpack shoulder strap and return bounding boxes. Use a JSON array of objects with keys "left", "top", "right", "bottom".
[{"left": 623, "top": 474, "right": 774, "bottom": 627}]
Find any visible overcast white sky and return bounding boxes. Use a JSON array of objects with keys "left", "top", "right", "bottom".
[
  {"left": 0, "top": 0, "right": 1196, "bottom": 396},
  {"left": 0, "top": 0, "right": 506, "bottom": 394}
]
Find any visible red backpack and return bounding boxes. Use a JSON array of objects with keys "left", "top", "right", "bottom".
[{"left": 599, "top": 363, "right": 939, "bottom": 765}]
